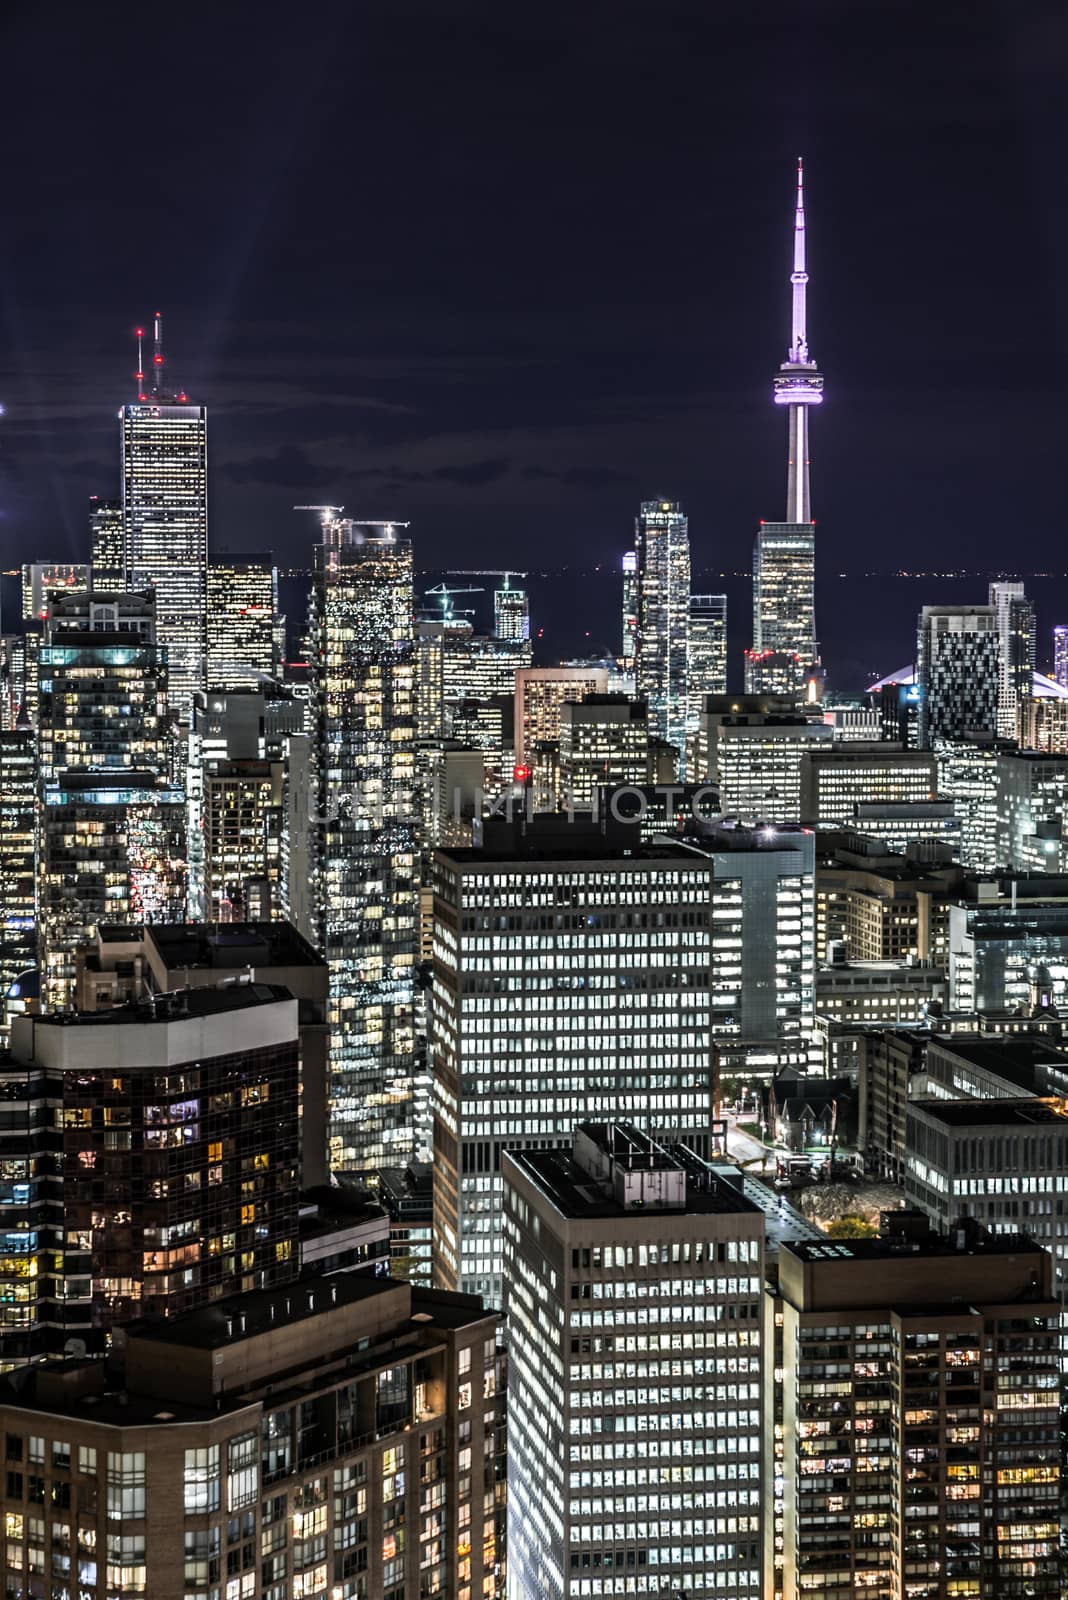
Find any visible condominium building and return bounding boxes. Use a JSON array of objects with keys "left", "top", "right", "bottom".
[
  {"left": 634, "top": 499, "right": 690, "bottom": 762},
  {"left": 773, "top": 1219, "right": 1061, "bottom": 1600},
  {"left": 0, "top": 983, "right": 299, "bottom": 1365},
  {"left": 989, "top": 580, "right": 1036, "bottom": 741},
  {"left": 308, "top": 516, "right": 419, "bottom": 1174},
  {"left": 0, "top": 729, "right": 35, "bottom": 1044},
  {"left": 916, "top": 606, "right": 999, "bottom": 746},
  {"left": 503, "top": 1125, "right": 764, "bottom": 1600},
  {"left": 1017, "top": 693, "right": 1068, "bottom": 753},
  {"left": 36, "top": 591, "right": 185, "bottom": 1012},
  {"left": 74, "top": 920, "right": 330, "bottom": 1190},
  {"left": 0, "top": 1271, "right": 503, "bottom": 1600}
]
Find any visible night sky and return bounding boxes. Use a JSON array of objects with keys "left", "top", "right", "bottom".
[{"left": 3, "top": 1, "right": 1068, "bottom": 579}]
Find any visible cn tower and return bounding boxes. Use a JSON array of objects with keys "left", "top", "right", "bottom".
[
  {"left": 773, "top": 158, "right": 823, "bottom": 521},
  {"left": 746, "top": 159, "right": 822, "bottom": 696}
]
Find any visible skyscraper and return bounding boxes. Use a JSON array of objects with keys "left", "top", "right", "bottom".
[
  {"left": 687, "top": 592, "right": 727, "bottom": 730},
  {"left": 36, "top": 590, "right": 186, "bottom": 1011},
  {"left": 120, "top": 313, "right": 208, "bottom": 721},
  {"left": 0, "top": 728, "right": 35, "bottom": 1044},
  {"left": 1053, "top": 624, "right": 1068, "bottom": 689},
  {"left": 621, "top": 548, "right": 638, "bottom": 660},
  {"left": 205, "top": 554, "right": 277, "bottom": 687},
  {"left": 504, "top": 1126, "right": 765, "bottom": 1600},
  {"left": 87, "top": 496, "right": 124, "bottom": 588},
  {"left": 493, "top": 572, "right": 530, "bottom": 640},
  {"left": 988, "top": 579, "right": 1036, "bottom": 739},
  {"left": 634, "top": 498, "right": 690, "bottom": 763},
  {"left": 748, "top": 160, "right": 821, "bottom": 696},
  {"left": 307, "top": 513, "right": 420, "bottom": 1174},
  {"left": 916, "top": 604, "right": 999, "bottom": 746}
]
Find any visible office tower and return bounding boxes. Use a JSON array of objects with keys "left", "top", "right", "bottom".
[
  {"left": 0, "top": 729, "right": 35, "bottom": 1045},
  {"left": 308, "top": 514, "right": 419, "bottom": 1174},
  {"left": 948, "top": 886, "right": 1068, "bottom": 1012},
  {"left": 698, "top": 695, "right": 833, "bottom": 820},
  {"left": 916, "top": 604, "right": 998, "bottom": 746},
  {"left": 746, "top": 524, "right": 817, "bottom": 696},
  {"left": 687, "top": 592, "right": 727, "bottom": 732},
  {"left": 557, "top": 695, "right": 650, "bottom": 808},
  {"left": 621, "top": 548, "right": 638, "bottom": 659},
  {"left": 120, "top": 313, "right": 208, "bottom": 720},
  {"left": 493, "top": 572, "right": 529, "bottom": 640},
  {"left": 748, "top": 161, "right": 822, "bottom": 696},
  {"left": 20, "top": 562, "right": 89, "bottom": 621},
  {"left": 988, "top": 579, "right": 1036, "bottom": 739},
  {"left": 514, "top": 664, "right": 609, "bottom": 765},
  {"left": 848, "top": 798, "right": 960, "bottom": 854},
  {"left": 431, "top": 814, "right": 814, "bottom": 1299},
  {"left": 504, "top": 1125, "right": 765, "bottom": 1600},
  {"left": 906, "top": 1097, "right": 1068, "bottom": 1319},
  {"left": 634, "top": 499, "right": 690, "bottom": 762},
  {"left": 816, "top": 835, "right": 960, "bottom": 964},
  {"left": 772, "top": 1219, "right": 1061, "bottom": 1600},
  {"left": 799, "top": 742, "right": 937, "bottom": 824},
  {"left": 935, "top": 735, "right": 1005, "bottom": 872},
  {"left": 205, "top": 554, "right": 277, "bottom": 687},
  {"left": 995, "top": 749, "right": 1068, "bottom": 872},
  {"left": 75, "top": 920, "right": 330, "bottom": 1189},
  {"left": 36, "top": 590, "right": 185, "bottom": 1012},
  {"left": 431, "top": 817, "right": 719, "bottom": 1301},
  {"left": 5, "top": 983, "right": 298, "bottom": 1353},
  {"left": 0, "top": 1272, "right": 504, "bottom": 1600},
  {"left": 87, "top": 496, "right": 124, "bottom": 588},
  {"left": 1053, "top": 624, "right": 1068, "bottom": 688}
]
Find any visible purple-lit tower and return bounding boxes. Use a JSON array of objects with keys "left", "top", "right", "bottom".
[
  {"left": 773, "top": 158, "right": 824, "bottom": 521},
  {"left": 747, "top": 160, "right": 823, "bottom": 697}
]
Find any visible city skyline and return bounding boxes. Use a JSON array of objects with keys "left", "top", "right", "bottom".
[{"left": 3, "top": 5, "right": 1068, "bottom": 576}]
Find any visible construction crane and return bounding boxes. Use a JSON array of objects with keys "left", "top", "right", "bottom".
[
  {"left": 422, "top": 582, "right": 484, "bottom": 622},
  {"left": 446, "top": 569, "right": 528, "bottom": 580}
]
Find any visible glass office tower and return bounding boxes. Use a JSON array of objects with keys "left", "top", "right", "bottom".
[{"left": 634, "top": 499, "right": 690, "bottom": 765}]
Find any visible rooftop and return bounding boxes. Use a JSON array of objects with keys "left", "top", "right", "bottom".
[
  {"left": 98, "top": 920, "right": 325, "bottom": 972},
  {"left": 783, "top": 1228, "right": 1046, "bottom": 1267},
  {"left": 908, "top": 1096, "right": 1068, "bottom": 1130},
  {"left": 25, "top": 981, "right": 292, "bottom": 1029},
  {"left": 929, "top": 1033, "right": 1068, "bottom": 1086},
  {"left": 508, "top": 1135, "right": 762, "bottom": 1222}
]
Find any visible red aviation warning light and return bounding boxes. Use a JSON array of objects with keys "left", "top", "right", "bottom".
[{"left": 513, "top": 764, "right": 532, "bottom": 784}]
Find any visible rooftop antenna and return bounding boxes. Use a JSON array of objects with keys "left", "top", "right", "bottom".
[
  {"left": 152, "top": 311, "right": 164, "bottom": 392},
  {"left": 134, "top": 326, "right": 146, "bottom": 401}
]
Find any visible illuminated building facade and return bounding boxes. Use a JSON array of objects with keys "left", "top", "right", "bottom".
[
  {"left": 7, "top": 984, "right": 298, "bottom": 1344},
  {"left": 949, "top": 892, "right": 1068, "bottom": 1014},
  {"left": 206, "top": 555, "right": 277, "bottom": 688},
  {"left": 308, "top": 515, "right": 420, "bottom": 1174},
  {"left": 431, "top": 821, "right": 718, "bottom": 1303},
  {"left": 36, "top": 591, "right": 185, "bottom": 1012},
  {"left": 1053, "top": 625, "right": 1068, "bottom": 690},
  {"left": 621, "top": 549, "right": 638, "bottom": 660},
  {"left": 700, "top": 701, "right": 832, "bottom": 821},
  {"left": 989, "top": 581, "right": 1036, "bottom": 740},
  {"left": 748, "top": 162, "right": 822, "bottom": 696},
  {"left": 493, "top": 573, "right": 529, "bottom": 641},
  {"left": 120, "top": 316, "right": 208, "bottom": 721},
  {"left": 504, "top": 1125, "right": 764, "bottom": 1600},
  {"left": 798, "top": 743, "right": 937, "bottom": 825},
  {"left": 0, "top": 730, "right": 35, "bottom": 1045},
  {"left": 88, "top": 497, "right": 124, "bottom": 589},
  {"left": 20, "top": 563, "right": 89, "bottom": 622},
  {"left": 557, "top": 695, "right": 650, "bottom": 808},
  {"left": 916, "top": 605, "right": 999, "bottom": 746},
  {"left": 0, "top": 1271, "right": 503, "bottom": 1600},
  {"left": 634, "top": 499, "right": 690, "bottom": 764},
  {"left": 687, "top": 592, "right": 727, "bottom": 732},
  {"left": 773, "top": 1224, "right": 1061, "bottom": 1600},
  {"left": 514, "top": 665, "right": 609, "bottom": 765}
]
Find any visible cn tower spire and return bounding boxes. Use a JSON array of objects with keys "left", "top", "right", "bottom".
[{"left": 773, "top": 156, "right": 823, "bottom": 523}]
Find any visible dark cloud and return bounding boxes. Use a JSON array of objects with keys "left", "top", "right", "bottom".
[
  {"left": 524, "top": 464, "right": 638, "bottom": 488},
  {"left": 221, "top": 445, "right": 343, "bottom": 489}
]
